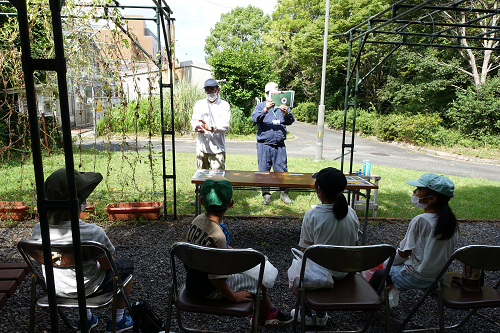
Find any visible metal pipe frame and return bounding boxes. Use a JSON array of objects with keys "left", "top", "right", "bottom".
[
  {"left": 366, "top": 29, "right": 500, "bottom": 42},
  {"left": 5, "top": 0, "right": 177, "bottom": 331},
  {"left": 71, "top": 0, "right": 177, "bottom": 219},
  {"left": 342, "top": 0, "right": 500, "bottom": 176}
]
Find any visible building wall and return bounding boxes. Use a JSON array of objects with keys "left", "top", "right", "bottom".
[
  {"left": 93, "top": 15, "right": 159, "bottom": 61},
  {"left": 174, "top": 61, "right": 213, "bottom": 88}
]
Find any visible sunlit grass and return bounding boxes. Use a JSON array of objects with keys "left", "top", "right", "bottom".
[{"left": 1, "top": 149, "right": 499, "bottom": 224}]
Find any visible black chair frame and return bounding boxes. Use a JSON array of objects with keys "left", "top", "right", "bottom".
[
  {"left": 397, "top": 245, "right": 500, "bottom": 332},
  {"left": 18, "top": 240, "right": 133, "bottom": 333},
  {"left": 166, "top": 242, "right": 266, "bottom": 333},
  {"left": 292, "top": 244, "right": 396, "bottom": 333}
]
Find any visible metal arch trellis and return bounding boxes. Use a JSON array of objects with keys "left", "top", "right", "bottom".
[
  {"left": 81, "top": 0, "right": 178, "bottom": 220},
  {"left": 340, "top": 0, "right": 500, "bottom": 174},
  {"left": 6, "top": 0, "right": 177, "bottom": 332}
]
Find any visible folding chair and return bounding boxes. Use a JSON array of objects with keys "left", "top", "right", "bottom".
[
  {"left": 166, "top": 242, "right": 266, "bottom": 333},
  {"left": 397, "top": 245, "right": 500, "bottom": 332},
  {"left": 17, "top": 240, "right": 133, "bottom": 332},
  {"left": 292, "top": 244, "right": 396, "bottom": 333}
]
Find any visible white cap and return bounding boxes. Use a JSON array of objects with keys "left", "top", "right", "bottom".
[{"left": 264, "top": 82, "right": 278, "bottom": 93}]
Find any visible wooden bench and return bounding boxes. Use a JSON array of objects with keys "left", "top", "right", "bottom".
[{"left": 0, "top": 262, "right": 30, "bottom": 311}]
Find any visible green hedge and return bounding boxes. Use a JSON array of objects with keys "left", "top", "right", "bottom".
[
  {"left": 293, "top": 102, "right": 318, "bottom": 123},
  {"left": 227, "top": 106, "right": 255, "bottom": 135},
  {"left": 325, "top": 108, "right": 500, "bottom": 149}
]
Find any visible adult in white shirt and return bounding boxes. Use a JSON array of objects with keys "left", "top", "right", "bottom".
[{"left": 190, "top": 78, "right": 231, "bottom": 170}]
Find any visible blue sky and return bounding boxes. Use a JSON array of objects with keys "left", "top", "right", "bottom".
[{"left": 120, "top": 0, "right": 277, "bottom": 64}]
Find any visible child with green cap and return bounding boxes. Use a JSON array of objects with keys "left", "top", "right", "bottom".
[
  {"left": 369, "top": 173, "right": 458, "bottom": 292},
  {"left": 184, "top": 175, "right": 293, "bottom": 329}
]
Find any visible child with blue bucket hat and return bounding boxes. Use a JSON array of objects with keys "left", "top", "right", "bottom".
[{"left": 369, "top": 173, "right": 458, "bottom": 294}]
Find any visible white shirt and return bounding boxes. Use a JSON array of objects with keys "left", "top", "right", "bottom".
[
  {"left": 190, "top": 96, "right": 231, "bottom": 154},
  {"left": 399, "top": 213, "right": 458, "bottom": 281},
  {"left": 299, "top": 204, "right": 360, "bottom": 278},
  {"left": 32, "top": 220, "right": 115, "bottom": 298}
]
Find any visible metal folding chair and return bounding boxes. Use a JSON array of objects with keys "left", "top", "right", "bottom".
[
  {"left": 397, "top": 245, "right": 500, "bottom": 332},
  {"left": 292, "top": 244, "right": 396, "bottom": 333},
  {"left": 166, "top": 242, "right": 266, "bottom": 333},
  {"left": 17, "top": 240, "right": 133, "bottom": 333}
]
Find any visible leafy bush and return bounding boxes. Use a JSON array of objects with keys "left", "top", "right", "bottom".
[
  {"left": 374, "top": 113, "right": 442, "bottom": 144},
  {"left": 447, "top": 77, "right": 500, "bottom": 138},
  {"left": 325, "top": 107, "right": 378, "bottom": 135},
  {"left": 293, "top": 102, "right": 318, "bottom": 123},
  {"left": 227, "top": 106, "right": 255, "bottom": 135}
]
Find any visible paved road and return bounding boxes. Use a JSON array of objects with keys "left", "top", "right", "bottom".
[{"left": 75, "top": 121, "right": 500, "bottom": 182}]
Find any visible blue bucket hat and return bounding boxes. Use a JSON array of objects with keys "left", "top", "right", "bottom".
[{"left": 406, "top": 173, "right": 455, "bottom": 197}]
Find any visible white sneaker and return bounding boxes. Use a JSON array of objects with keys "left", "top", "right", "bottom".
[
  {"left": 315, "top": 313, "right": 329, "bottom": 326},
  {"left": 290, "top": 308, "right": 315, "bottom": 326}
]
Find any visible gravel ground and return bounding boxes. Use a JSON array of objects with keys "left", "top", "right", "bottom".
[{"left": 0, "top": 218, "right": 499, "bottom": 333}]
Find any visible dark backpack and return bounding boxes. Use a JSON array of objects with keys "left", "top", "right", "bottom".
[{"left": 132, "top": 300, "right": 165, "bottom": 333}]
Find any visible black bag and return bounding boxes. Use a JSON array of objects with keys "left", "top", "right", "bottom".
[{"left": 132, "top": 300, "right": 165, "bottom": 333}]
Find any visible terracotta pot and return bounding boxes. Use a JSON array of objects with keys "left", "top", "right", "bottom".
[
  {"left": 80, "top": 204, "right": 95, "bottom": 219},
  {"left": 105, "top": 202, "right": 163, "bottom": 221},
  {"left": 0, "top": 202, "right": 29, "bottom": 221},
  {"left": 34, "top": 203, "right": 95, "bottom": 220}
]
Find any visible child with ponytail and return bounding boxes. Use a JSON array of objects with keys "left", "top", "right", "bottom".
[
  {"left": 369, "top": 173, "right": 458, "bottom": 292},
  {"left": 291, "top": 167, "right": 360, "bottom": 326}
]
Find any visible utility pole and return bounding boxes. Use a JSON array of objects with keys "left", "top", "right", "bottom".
[{"left": 315, "top": 0, "right": 330, "bottom": 161}]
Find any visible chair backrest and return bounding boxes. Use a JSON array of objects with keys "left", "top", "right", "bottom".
[
  {"left": 303, "top": 244, "right": 396, "bottom": 273},
  {"left": 18, "top": 240, "right": 109, "bottom": 269},
  {"left": 452, "top": 245, "right": 500, "bottom": 271},
  {"left": 170, "top": 242, "right": 265, "bottom": 276}
]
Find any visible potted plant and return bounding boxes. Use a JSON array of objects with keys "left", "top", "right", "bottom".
[
  {"left": 105, "top": 202, "right": 163, "bottom": 221},
  {"left": 34, "top": 203, "right": 96, "bottom": 220},
  {"left": 0, "top": 202, "right": 29, "bottom": 221}
]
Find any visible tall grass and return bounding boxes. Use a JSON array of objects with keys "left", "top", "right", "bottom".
[
  {"left": 1, "top": 150, "right": 499, "bottom": 224},
  {"left": 96, "top": 80, "right": 205, "bottom": 136}
]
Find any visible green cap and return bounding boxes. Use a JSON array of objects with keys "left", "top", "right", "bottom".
[
  {"left": 44, "top": 168, "right": 103, "bottom": 224},
  {"left": 201, "top": 175, "right": 233, "bottom": 212},
  {"left": 406, "top": 173, "right": 455, "bottom": 197}
]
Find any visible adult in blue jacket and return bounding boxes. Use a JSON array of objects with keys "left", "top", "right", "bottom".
[{"left": 252, "top": 82, "right": 295, "bottom": 205}]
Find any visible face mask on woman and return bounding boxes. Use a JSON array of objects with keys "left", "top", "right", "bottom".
[{"left": 411, "top": 195, "right": 431, "bottom": 209}]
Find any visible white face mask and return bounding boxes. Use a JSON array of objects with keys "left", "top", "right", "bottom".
[
  {"left": 206, "top": 92, "right": 218, "bottom": 102},
  {"left": 80, "top": 202, "right": 88, "bottom": 213},
  {"left": 411, "top": 195, "right": 430, "bottom": 209}
]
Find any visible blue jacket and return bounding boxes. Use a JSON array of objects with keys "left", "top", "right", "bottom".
[{"left": 252, "top": 102, "right": 295, "bottom": 145}]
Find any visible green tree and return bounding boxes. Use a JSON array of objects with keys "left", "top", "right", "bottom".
[
  {"left": 204, "top": 5, "right": 270, "bottom": 60},
  {"left": 263, "top": 0, "right": 389, "bottom": 108},
  {"left": 262, "top": 0, "right": 323, "bottom": 101},
  {"left": 377, "top": 48, "right": 464, "bottom": 116},
  {"left": 209, "top": 47, "right": 277, "bottom": 115},
  {"left": 447, "top": 76, "right": 500, "bottom": 138}
]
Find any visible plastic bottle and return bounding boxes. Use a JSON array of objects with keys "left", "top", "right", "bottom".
[
  {"left": 363, "top": 160, "right": 368, "bottom": 176},
  {"left": 366, "top": 160, "right": 371, "bottom": 176}
]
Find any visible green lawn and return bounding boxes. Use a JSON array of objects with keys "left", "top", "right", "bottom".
[{"left": 1, "top": 149, "right": 499, "bottom": 223}]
